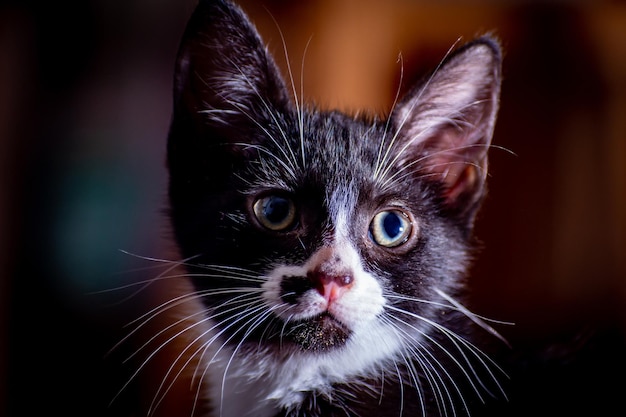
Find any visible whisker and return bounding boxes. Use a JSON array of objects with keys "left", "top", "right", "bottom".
[
  {"left": 112, "top": 289, "right": 264, "bottom": 410},
  {"left": 386, "top": 304, "right": 508, "bottom": 401},
  {"left": 228, "top": 141, "right": 297, "bottom": 180},
  {"left": 110, "top": 304, "right": 211, "bottom": 409},
  {"left": 376, "top": 39, "right": 462, "bottom": 184},
  {"left": 434, "top": 288, "right": 512, "bottom": 348},
  {"left": 145, "top": 319, "right": 217, "bottom": 416},
  {"left": 386, "top": 313, "right": 471, "bottom": 416},
  {"left": 256, "top": 303, "right": 292, "bottom": 349},
  {"left": 118, "top": 250, "right": 197, "bottom": 263},
  {"left": 149, "top": 296, "right": 268, "bottom": 416},
  {"left": 375, "top": 51, "right": 405, "bottom": 181},
  {"left": 224, "top": 57, "right": 299, "bottom": 170},
  {"left": 147, "top": 319, "right": 224, "bottom": 416},
  {"left": 377, "top": 115, "right": 458, "bottom": 185},
  {"left": 267, "top": 11, "right": 306, "bottom": 168},
  {"left": 382, "top": 314, "right": 460, "bottom": 417},
  {"left": 91, "top": 253, "right": 201, "bottom": 301},
  {"left": 387, "top": 293, "right": 513, "bottom": 328},
  {"left": 299, "top": 34, "right": 314, "bottom": 165},
  {"left": 110, "top": 282, "right": 263, "bottom": 361},
  {"left": 201, "top": 72, "right": 300, "bottom": 179},
  {"left": 378, "top": 141, "right": 515, "bottom": 192},
  {"left": 185, "top": 272, "right": 265, "bottom": 284},
  {"left": 185, "top": 301, "right": 271, "bottom": 417},
  {"left": 215, "top": 305, "right": 280, "bottom": 416},
  {"left": 126, "top": 289, "right": 264, "bottom": 364}
]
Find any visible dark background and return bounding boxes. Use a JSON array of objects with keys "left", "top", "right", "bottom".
[{"left": 2, "top": 0, "right": 625, "bottom": 416}]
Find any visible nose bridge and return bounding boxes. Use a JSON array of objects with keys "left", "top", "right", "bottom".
[
  {"left": 310, "top": 245, "right": 347, "bottom": 276},
  {"left": 327, "top": 179, "right": 357, "bottom": 243},
  {"left": 307, "top": 180, "right": 358, "bottom": 276}
]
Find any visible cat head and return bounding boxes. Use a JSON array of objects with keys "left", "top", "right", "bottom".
[{"left": 166, "top": 0, "right": 501, "bottom": 361}]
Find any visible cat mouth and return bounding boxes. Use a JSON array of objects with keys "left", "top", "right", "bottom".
[{"left": 286, "top": 312, "right": 351, "bottom": 352}]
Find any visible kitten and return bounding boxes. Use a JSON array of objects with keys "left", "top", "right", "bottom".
[{"left": 159, "top": 0, "right": 504, "bottom": 415}]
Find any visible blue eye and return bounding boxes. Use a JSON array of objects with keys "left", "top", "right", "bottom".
[
  {"left": 253, "top": 195, "right": 297, "bottom": 231},
  {"left": 370, "top": 209, "right": 413, "bottom": 248}
]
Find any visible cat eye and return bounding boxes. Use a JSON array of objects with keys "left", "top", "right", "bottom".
[
  {"left": 253, "top": 195, "right": 297, "bottom": 231},
  {"left": 369, "top": 209, "right": 413, "bottom": 248}
]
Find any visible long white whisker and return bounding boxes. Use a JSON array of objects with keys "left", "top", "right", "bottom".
[
  {"left": 298, "top": 35, "right": 313, "bottom": 167},
  {"left": 376, "top": 39, "right": 462, "bottom": 184},
  {"left": 214, "top": 305, "right": 280, "bottom": 417},
  {"left": 225, "top": 58, "right": 299, "bottom": 169},
  {"left": 386, "top": 305, "right": 508, "bottom": 400},
  {"left": 127, "top": 289, "right": 264, "bottom": 364},
  {"left": 229, "top": 141, "right": 297, "bottom": 179},
  {"left": 150, "top": 295, "right": 267, "bottom": 416},
  {"left": 382, "top": 314, "right": 460, "bottom": 417},
  {"left": 185, "top": 273, "right": 265, "bottom": 284},
  {"left": 375, "top": 51, "right": 405, "bottom": 180},
  {"left": 146, "top": 316, "right": 218, "bottom": 416},
  {"left": 377, "top": 115, "right": 451, "bottom": 185},
  {"left": 113, "top": 290, "right": 264, "bottom": 411},
  {"left": 434, "top": 288, "right": 512, "bottom": 348},
  {"left": 211, "top": 83, "right": 300, "bottom": 179},
  {"left": 386, "top": 293, "right": 513, "bottom": 327},
  {"left": 187, "top": 301, "right": 271, "bottom": 417},
  {"left": 386, "top": 313, "right": 471, "bottom": 415},
  {"left": 268, "top": 12, "right": 306, "bottom": 169},
  {"left": 92, "top": 253, "right": 201, "bottom": 306},
  {"left": 379, "top": 139, "right": 516, "bottom": 192},
  {"left": 109, "top": 265, "right": 265, "bottom": 358},
  {"left": 110, "top": 303, "right": 210, "bottom": 409},
  {"left": 202, "top": 88, "right": 298, "bottom": 179},
  {"left": 109, "top": 289, "right": 209, "bottom": 356}
]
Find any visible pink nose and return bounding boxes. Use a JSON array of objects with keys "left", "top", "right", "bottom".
[{"left": 307, "top": 270, "right": 354, "bottom": 303}]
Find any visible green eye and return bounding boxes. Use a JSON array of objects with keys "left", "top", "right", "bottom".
[
  {"left": 253, "top": 195, "right": 297, "bottom": 231},
  {"left": 370, "top": 209, "right": 413, "bottom": 248}
]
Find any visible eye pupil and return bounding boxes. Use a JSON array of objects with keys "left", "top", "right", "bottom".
[
  {"left": 253, "top": 195, "right": 296, "bottom": 231},
  {"left": 370, "top": 209, "right": 413, "bottom": 248},
  {"left": 263, "top": 197, "right": 289, "bottom": 223},
  {"left": 382, "top": 212, "right": 404, "bottom": 239}
]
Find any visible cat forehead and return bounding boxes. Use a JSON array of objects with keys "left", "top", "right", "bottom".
[{"left": 247, "top": 111, "right": 383, "bottom": 179}]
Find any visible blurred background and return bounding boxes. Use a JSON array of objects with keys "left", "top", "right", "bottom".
[{"left": 2, "top": 0, "right": 625, "bottom": 416}]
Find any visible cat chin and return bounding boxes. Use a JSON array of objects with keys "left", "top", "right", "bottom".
[
  {"left": 205, "top": 316, "right": 405, "bottom": 417},
  {"left": 284, "top": 312, "right": 351, "bottom": 352}
]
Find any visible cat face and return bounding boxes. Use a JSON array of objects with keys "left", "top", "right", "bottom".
[
  {"left": 165, "top": 0, "right": 502, "bottom": 412},
  {"left": 169, "top": 108, "right": 474, "bottom": 355}
]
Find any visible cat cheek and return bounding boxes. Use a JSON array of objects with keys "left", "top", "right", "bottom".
[{"left": 335, "top": 272, "right": 386, "bottom": 327}]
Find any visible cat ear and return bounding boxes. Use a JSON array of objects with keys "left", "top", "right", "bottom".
[
  {"left": 391, "top": 37, "right": 502, "bottom": 221},
  {"left": 168, "top": 0, "right": 290, "bottom": 180},
  {"left": 173, "top": 0, "right": 290, "bottom": 125}
]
